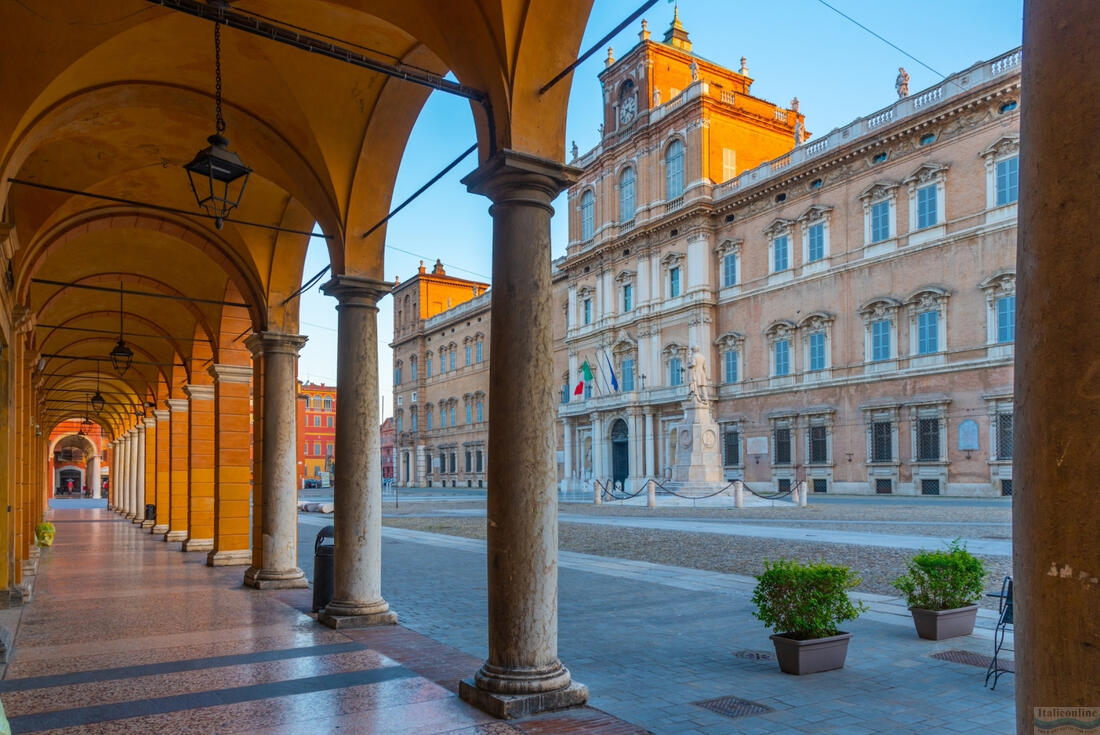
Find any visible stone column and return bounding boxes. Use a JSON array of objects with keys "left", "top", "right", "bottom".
[
  {"left": 152, "top": 410, "right": 171, "bottom": 535},
  {"left": 318, "top": 276, "right": 396, "bottom": 628},
  {"left": 123, "top": 431, "right": 135, "bottom": 519},
  {"left": 627, "top": 411, "right": 640, "bottom": 490},
  {"left": 131, "top": 424, "right": 146, "bottom": 524},
  {"left": 644, "top": 411, "right": 655, "bottom": 478},
  {"left": 87, "top": 455, "right": 99, "bottom": 499},
  {"left": 561, "top": 419, "right": 573, "bottom": 492},
  {"left": 164, "top": 399, "right": 189, "bottom": 543},
  {"left": 207, "top": 364, "right": 254, "bottom": 567},
  {"left": 114, "top": 436, "right": 124, "bottom": 513},
  {"left": 183, "top": 384, "right": 215, "bottom": 552},
  {"left": 142, "top": 417, "right": 156, "bottom": 528},
  {"left": 592, "top": 415, "right": 603, "bottom": 505},
  {"left": 243, "top": 332, "right": 308, "bottom": 589},
  {"left": 1015, "top": 3, "right": 1100, "bottom": 729},
  {"left": 457, "top": 151, "right": 587, "bottom": 717},
  {"left": 107, "top": 441, "right": 116, "bottom": 508}
]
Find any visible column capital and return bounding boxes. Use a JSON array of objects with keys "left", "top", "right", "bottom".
[
  {"left": 165, "top": 398, "right": 189, "bottom": 413},
  {"left": 134, "top": 422, "right": 146, "bottom": 434},
  {"left": 244, "top": 331, "right": 307, "bottom": 359},
  {"left": 183, "top": 383, "right": 215, "bottom": 401},
  {"left": 320, "top": 274, "right": 390, "bottom": 307},
  {"left": 207, "top": 363, "right": 252, "bottom": 384},
  {"left": 461, "top": 149, "right": 581, "bottom": 208},
  {"left": 153, "top": 409, "right": 170, "bottom": 422},
  {"left": 143, "top": 417, "right": 156, "bottom": 430}
]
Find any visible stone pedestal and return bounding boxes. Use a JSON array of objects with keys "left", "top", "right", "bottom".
[
  {"left": 669, "top": 400, "right": 723, "bottom": 492},
  {"left": 457, "top": 150, "right": 587, "bottom": 718}
]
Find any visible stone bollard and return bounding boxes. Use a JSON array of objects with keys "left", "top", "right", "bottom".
[
  {"left": 647, "top": 479, "right": 656, "bottom": 508},
  {"left": 800, "top": 484, "right": 808, "bottom": 507},
  {"left": 593, "top": 480, "right": 602, "bottom": 505},
  {"left": 735, "top": 482, "right": 743, "bottom": 509}
]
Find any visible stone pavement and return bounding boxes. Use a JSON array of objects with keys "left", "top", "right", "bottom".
[
  {"left": 301, "top": 516, "right": 1016, "bottom": 735},
  {"left": 4, "top": 507, "right": 645, "bottom": 734}
]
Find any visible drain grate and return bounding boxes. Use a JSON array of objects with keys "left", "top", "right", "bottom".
[
  {"left": 931, "top": 649, "right": 1003, "bottom": 668},
  {"left": 695, "top": 695, "right": 775, "bottom": 719},
  {"left": 732, "top": 649, "right": 774, "bottom": 662}
]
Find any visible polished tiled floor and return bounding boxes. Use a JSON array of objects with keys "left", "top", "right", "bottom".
[{"left": 2, "top": 508, "right": 645, "bottom": 734}]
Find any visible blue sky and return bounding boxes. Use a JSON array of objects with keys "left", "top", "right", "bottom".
[{"left": 295, "top": 0, "right": 1024, "bottom": 416}]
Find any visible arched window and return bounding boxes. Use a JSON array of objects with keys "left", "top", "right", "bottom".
[
  {"left": 619, "top": 167, "right": 635, "bottom": 222},
  {"left": 580, "top": 189, "right": 595, "bottom": 240},
  {"left": 665, "top": 139, "right": 684, "bottom": 199}
]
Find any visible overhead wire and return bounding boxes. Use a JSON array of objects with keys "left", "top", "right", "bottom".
[{"left": 812, "top": 0, "right": 945, "bottom": 79}]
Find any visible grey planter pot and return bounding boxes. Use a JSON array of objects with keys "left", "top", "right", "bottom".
[
  {"left": 769, "top": 631, "right": 852, "bottom": 675},
  {"left": 909, "top": 604, "right": 979, "bottom": 640}
]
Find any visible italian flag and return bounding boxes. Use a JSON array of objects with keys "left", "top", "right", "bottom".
[{"left": 573, "top": 360, "right": 593, "bottom": 396}]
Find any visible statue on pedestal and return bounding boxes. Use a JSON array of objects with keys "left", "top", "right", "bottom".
[
  {"left": 895, "top": 67, "right": 910, "bottom": 98},
  {"left": 686, "top": 345, "right": 709, "bottom": 405}
]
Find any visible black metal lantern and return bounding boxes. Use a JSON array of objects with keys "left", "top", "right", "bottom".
[
  {"left": 109, "top": 282, "right": 133, "bottom": 374},
  {"left": 90, "top": 390, "right": 106, "bottom": 414},
  {"left": 185, "top": 22, "right": 250, "bottom": 229}
]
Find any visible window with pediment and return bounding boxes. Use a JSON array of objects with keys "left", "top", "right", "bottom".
[
  {"left": 580, "top": 189, "right": 595, "bottom": 240},
  {"left": 980, "top": 272, "right": 1015, "bottom": 355},
  {"left": 799, "top": 313, "right": 833, "bottom": 377},
  {"left": 859, "top": 297, "right": 901, "bottom": 371},
  {"left": 904, "top": 163, "right": 949, "bottom": 234},
  {"left": 612, "top": 336, "right": 638, "bottom": 392},
  {"left": 615, "top": 270, "right": 635, "bottom": 313},
  {"left": 661, "top": 252, "right": 685, "bottom": 299},
  {"left": 765, "top": 321, "right": 796, "bottom": 381},
  {"left": 798, "top": 205, "right": 833, "bottom": 268},
  {"left": 906, "top": 288, "right": 949, "bottom": 364},
  {"left": 662, "top": 342, "right": 686, "bottom": 387},
  {"left": 980, "top": 135, "right": 1020, "bottom": 210},
  {"left": 859, "top": 181, "right": 899, "bottom": 248},
  {"left": 716, "top": 239, "right": 742, "bottom": 290},
  {"left": 715, "top": 332, "right": 744, "bottom": 385},
  {"left": 763, "top": 219, "right": 794, "bottom": 275}
]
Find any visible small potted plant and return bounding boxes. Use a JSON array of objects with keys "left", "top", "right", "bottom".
[
  {"left": 35, "top": 522, "right": 55, "bottom": 548},
  {"left": 893, "top": 540, "right": 986, "bottom": 640},
  {"left": 751, "top": 559, "right": 867, "bottom": 675}
]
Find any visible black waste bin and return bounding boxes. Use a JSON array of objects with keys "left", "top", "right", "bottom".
[
  {"left": 145, "top": 504, "right": 156, "bottom": 521},
  {"left": 312, "top": 525, "right": 335, "bottom": 613}
]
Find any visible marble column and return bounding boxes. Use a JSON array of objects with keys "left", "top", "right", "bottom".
[
  {"left": 142, "top": 417, "right": 156, "bottom": 528},
  {"left": 87, "top": 455, "right": 99, "bottom": 499},
  {"left": 123, "top": 431, "right": 135, "bottom": 519},
  {"left": 107, "top": 441, "right": 116, "bottom": 508},
  {"left": 561, "top": 419, "right": 573, "bottom": 492},
  {"left": 113, "top": 437, "right": 123, "bottom": 513},
  {"left": 1014, "top": 2, "right": 1100, "bottom": 728},
  {"left": 207, "top": 364, "right": 254, "bottom": 567},
  {"left": 243, "top": 332, "right": 308, "bottom": 589},
  {"left": 164, "top": 399, "right": 189, "bottom": 543},
  {"left": 318, "top": 276, "right": 396, "bottom": 628},
  {"left": 457, "top": 151, "right": 587, "bottom": 717},
  {"left": 644, "top": 411, "right": 655, "bottom": 478},
  {"left": 183, "top": 384, "right": 215, "bottom": 552},
  {"left": 152, "top": 409, "right": 171, "bottom": 535},
  {"left": 592, "top": 415, "right": 603, "bottom": 504},
  {"left": 131, "top": 424, "right": 145, "bottom": 524}
]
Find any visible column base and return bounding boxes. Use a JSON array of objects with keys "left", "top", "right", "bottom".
[
  {"left": 182, "top": 538, "right": 213, "bottom": 552},
  {"left": 141, "top": 520, "right": 155, "bottom": 529},
  {"left": 151, "top": 524, "right": 169, "bottom": 535},
  {"left": 458, "top": 679, "right": 588, "bottom": 720},
  {"left": 131, "top": 518, "right": 145, "bottom": 525},
  {"left": 206, "top": 549, "right": 252, "bottom": 567},
  {"left": 164, "top": 530, "right": 187, "bottom": 543},
  {"left": 243, "top": 566, "right": 308, "bottom": 590},
  {"left": 317, "top": 609, "right": 398, "bottom": 629},
  {"left": 124, "top": 513, "right": 136, "bottom": 520}
]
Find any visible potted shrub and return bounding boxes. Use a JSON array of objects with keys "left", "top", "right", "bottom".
[
  {"left": 751, "top": 559, "right": 867, "bottom": 675},
  {"left": 35, "top": 522, "right": 55, "bottom": 547},
  {"left": 893, "top": 540, "right": 986, "bottom": 640}
]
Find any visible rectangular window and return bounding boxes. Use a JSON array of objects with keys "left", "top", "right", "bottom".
[
  {"left": 875, "top": 478, "right": 893, "bottom": 494},
  {"left": 449, "top": 453, "right": 456, "bottom": 473},
  {"left": 426, "top": 411, "right": 432, "bottom": 430},
  {"left": 807, "top": 222, "right": 825, "bottom": 262},
  {"left": 996, "top": 295, "right": 1015, "bottom": 343},
  {"left": 313, "top": 442, "right": 321, "bottom": 456},
  {"left": 622, "top": 359, "right": 635, "bottom": 392},
  {"left": 394, "top": 368, "right": 401, "bottom": 385},
  {"left": 722, "top": 429, "right": 740, "bottom": 467},
  {"left": 670, "top": 357, "right": 683, "bottom": 386},
  {"left": 425, "top": 452, "right": 431, "bottom": 474},
  {"left": 450, "top": 406, "right": 456, "bottom": 426},
  {"left": 465, "top": 345, "right": 471, "bottom": 365},
  {"left": 476, "top": 450, "right": 484, "bottom": 472},
  {"left": 722, "top": 148, "right": 736, "bottom": 182},
  {"left": 917, "top": 418, "right": 941, "bottom": 461},
  {"left": 304, "top": 443, "right": 309, "bottom": 456},
  {"left": 813, "top": 478, "right": 828, "bottom": 494},
  {"left": 411, "top": 363, "right": 417, "bottom": 380},
  {"left": 809, "top": 333, "right": 826, "bottom": 371},
  {"left": 996, "top": 156, "right": 1019, "bottom": 206},
  {"left": 724, "top": 350, "right": 738, "bottom": 383},
  {"left": 411, "top": 413, "right": 417, "bottom": 431},
  {"left": 476, "top": 341, "right": 483, "bottom": 362},
  {"left": 449, "top": 351, "right": 456, "bottom": 371},
  {"left": 774, "top": 428, "right": 791, "bottom": 465},
  {"left": 584, "top": 383, "right": 593, "bottom": 399},
  {"left": 396, "top": 417, "right": 402, "bottom": 432},
  {"left": 870, "top": 200, "right": 890, "bottom": 242},
  {"left": 583, "top": 299, "right": 592, "bottom": 325},
  {"left": 477, "top": 401, "right": 483, "bottom": 422},
  {"left": 917, "top": 311, "right": 939, "bottom": 354},
  {"left": 774, "top": 339, "right": 790, "bottom": 376},
  {"left": 871, "top": 319, "right": 891, "bottom": 361},
  {"left": 871, "top": 421, "right": 892, "bottom": 462},
  {"left": 917, "top": 184, "right": 938, "bottom": 229},
  {"left": 466, "top": 403, "right": 472, "bottom": 424},
  {"left": 327, "top": 416, "right": 333, "bottom": 428},
  {"left": 669, "top": 267, "right": 681, "bottom": 298},
  {"left": 623, "top": 283, "right": 633, "bottom": 312},
  {"left": 997, "top": 412, "right": 1014, "bottom": 460},
  {"left": 809, "top": 425, "right": 828, "bottom": 464},
  {"left": 426, "top": 356, "right": 432, "bottom": 377},
  {"left": 722, "top": 253, "right": 737, "bottom": 287},
  {"left": 465, "top": 451, "right": 472, "bottom": 473},
  {"left": 773, "top": 235, "right": 789, "bottom": 272},
  {"left": 921, "top": 479, "right": 941, "bottom": 495}
]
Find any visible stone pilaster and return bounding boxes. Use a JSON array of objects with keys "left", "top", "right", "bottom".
[
  {"left": 457, "top": 150, "right": 587, "bottom": 718},
  {"left": 151, "top": 409, "right": 171, "bottom": 535},
  {"left": 206, "top": 364, "right": 253, "bottom": 567},
  {"left": 1014, "top": 1, "right": 1100, "bottom": 728},
  {"left": 123, "top": 431, "right": 135, "bottom": 519},
  {"left": 243, "top": 332, "right": 308, "bottom": 589},
  {"left": 183, "top": 384, "right": 215, "bottom": 552},
  {"left": 131, "top": 424, "right": 146, "bottom": 524},
  {"left": 317, "top": 276, "right": 396, "bottom": 628},
  {"left": 164, "top": 399, "right": 189, "bottom": 543},
  {"left": 142, "top": 417, "right": 156, "bottom": 528}
]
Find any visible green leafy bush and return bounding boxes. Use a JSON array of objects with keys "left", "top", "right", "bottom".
[
  {"left": 893, "top": 540, "right": 986, "bottom": 610},
  {"left": 751, "top": 559, "right": 867, "bottom": 640}
]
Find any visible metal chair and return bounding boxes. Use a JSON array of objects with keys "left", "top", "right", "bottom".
[{"left": 985, "top": 576, "right": 1014, "bottom": 689}]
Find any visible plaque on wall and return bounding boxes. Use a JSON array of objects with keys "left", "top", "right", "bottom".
[{"left": 957, "top": 419, "right": 980, "bottom": 452}]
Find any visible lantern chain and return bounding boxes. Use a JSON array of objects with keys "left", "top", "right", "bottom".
[{"left": 214, "top": 22, "right": 225, "bottom": 134}]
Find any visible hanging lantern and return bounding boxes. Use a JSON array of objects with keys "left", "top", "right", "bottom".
[
  {"left": 90, "top": 390, "right": 106, "bottom": 414},
  {"left": 184, "top": 22, "right": 250, "bottom": 229},
  {"left": 109, "top": 282, "right": 133, "bottom": 374}
]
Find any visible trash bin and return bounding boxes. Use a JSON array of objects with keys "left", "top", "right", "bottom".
[
  {"left": 145, "top": 504, "right": 156, "bottom": 521},
  {"left": 312, "top": 525, "right": 335, "bottom": 613}
]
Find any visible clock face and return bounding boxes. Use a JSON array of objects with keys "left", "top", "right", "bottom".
[{"left": 619, "top": 93, "right": 637, "bottom": 124}]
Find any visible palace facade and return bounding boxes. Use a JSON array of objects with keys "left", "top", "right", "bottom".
[
  {"left": 297, "top": 381, "right": 336, "bottom": 488},
  {"left": 556, "top": 19, "right": 1021, "bottom": 496}
]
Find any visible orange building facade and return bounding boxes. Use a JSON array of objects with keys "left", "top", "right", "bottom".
[{"left": 297, "top": 382, "right": 336, "bottom": 488}]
